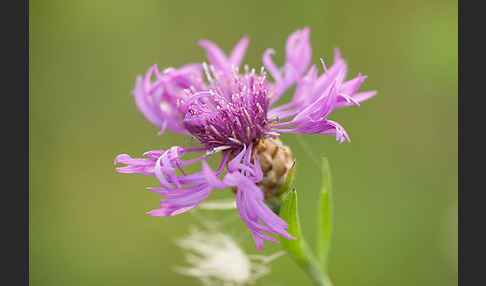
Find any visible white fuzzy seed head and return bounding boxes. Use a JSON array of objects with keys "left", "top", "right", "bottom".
[{"left": 175, "top": 228, "right": 281, "bottom": 285}]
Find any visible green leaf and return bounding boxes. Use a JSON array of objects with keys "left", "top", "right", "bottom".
[
  {"left": 279, "top": 160, "right": 296, "bottom": 197},
  {"left": 280, "top": 189, "right": 334, "bottom": 286},
  {"left": 317, "top": 157, "right": 333, "bottom": 271},
  {"left": 280, "top": 189, "right": 307, "bottom": 265},
  {"left": 267, "top": 161, "right": 296, "bottom": 215}
]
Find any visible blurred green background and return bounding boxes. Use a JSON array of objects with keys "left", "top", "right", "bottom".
[{"left": 30, "top": 0, "right": 457, "bottom": 285}]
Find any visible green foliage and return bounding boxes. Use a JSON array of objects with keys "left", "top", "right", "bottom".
[
  {"left": 317, "top": 157, "right": 332, "bottom": 271},
  {"left": 279, "top": 158, "right": 335, "bottom": 286},
  {"left": 280, "top": 190, "right": 309, "bottom": 265},
  {"left": 279, "top": 160, "right": 296, "bottom": 198}
]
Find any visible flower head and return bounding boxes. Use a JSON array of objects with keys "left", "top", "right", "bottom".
[
  {"left": 181, "top": 64, "right": 271, "bottom": 149},
  {"left": 115, "top": 27, "right": 376, "bottom": 250}
]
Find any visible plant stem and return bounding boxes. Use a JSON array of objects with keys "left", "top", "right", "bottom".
[
  {"left": 289, "top": 244, "right": 333, "bottom": 286},
  {"left": 306, "top": 256, "right": 334, "bottom": 286},
  {"left": 281, "top": 236, "right": 333, "bottom": 286}
]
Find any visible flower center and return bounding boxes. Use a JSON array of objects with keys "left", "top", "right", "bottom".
[{"left": 181, "top": 65, "right": 270, "bottom": 149}]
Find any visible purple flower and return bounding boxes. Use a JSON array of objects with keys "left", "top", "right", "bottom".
[{"left": 114, "top": 27, "right": 376, "bottom": 250}]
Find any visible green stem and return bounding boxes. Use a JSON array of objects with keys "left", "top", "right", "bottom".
[
  {"left": 286, "top": 242, "right": 333, "bottom": 286},
  {"left": 307, "top": 258, "right": 334, "bottom": 286}
]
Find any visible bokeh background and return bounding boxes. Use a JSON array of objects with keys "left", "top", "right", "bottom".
[{"left": 30, "top": 0, "right": 457, "bottom": 285}]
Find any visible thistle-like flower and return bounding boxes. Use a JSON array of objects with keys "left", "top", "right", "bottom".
[{"left": 114, "top": 27, "right": 376, "bottom": 250}]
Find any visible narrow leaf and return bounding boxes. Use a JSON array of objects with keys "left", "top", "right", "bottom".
[
  {"left": 280, "top": 189, "right": 334, "bottom": 286},
  {"left": 280, "top": 189, "right": 307, "bottom": 265},
  {"left": 279, "top": 160, "right": 296, "bottom": 197},
  {"left": 268, "top": 161, "right": 296, "bottom": 215},
  {"left": 317, "top": 156, "right": 333, "bottom": 271}
]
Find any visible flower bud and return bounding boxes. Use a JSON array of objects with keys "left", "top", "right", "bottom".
[{"left": 255, "top": 137, "right": 294, "bottom": 200}]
